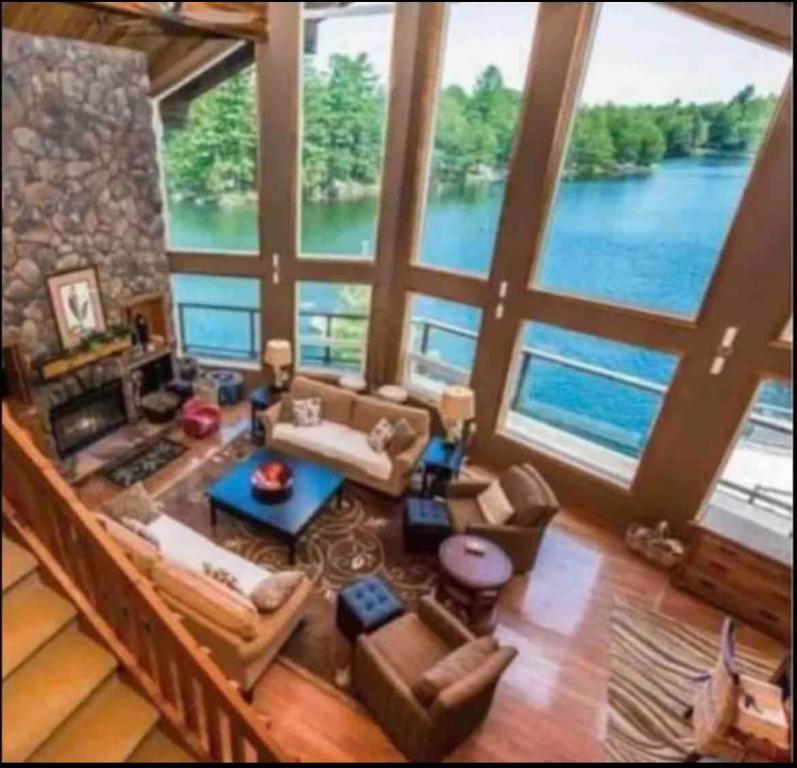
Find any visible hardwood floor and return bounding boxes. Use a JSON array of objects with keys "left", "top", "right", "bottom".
[{"left": 77, "top": 408, "right": 787, "bottom": 763}]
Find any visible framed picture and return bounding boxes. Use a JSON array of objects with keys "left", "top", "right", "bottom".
[{"left": 47, "top": 267, "right": 107, "bottom": 350}]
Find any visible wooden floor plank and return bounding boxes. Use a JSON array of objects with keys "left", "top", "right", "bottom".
[{"left": 78, "top": 409, "right": 787, "bottom": 763}]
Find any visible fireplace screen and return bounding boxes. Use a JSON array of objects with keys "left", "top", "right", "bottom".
[{"left": 50, "top": 379, "right": 127, "bottom": 458}]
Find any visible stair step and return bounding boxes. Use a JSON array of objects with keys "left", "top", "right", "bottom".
[
  {"left": 2, "top": 535, "right": 37, "bottom": 592},
  {"left": 2, "top": 624, "right": 117, "bottom": 762},
  {"left": 30, "top": 675, "right": 160, "bottom": 763},
  {"left": 3, "top": 575, "right": 77, "bottom": 679},
  {"left": 127, "top": 727, "right": 197, "bottom": 763}
]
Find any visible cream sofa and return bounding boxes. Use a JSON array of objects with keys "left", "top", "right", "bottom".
[
  {"left": 261, "top": 376, "right": 431, "bottom": 497},
  {"left": 96, "top": 510, "right": 313, "bottom": 694}
]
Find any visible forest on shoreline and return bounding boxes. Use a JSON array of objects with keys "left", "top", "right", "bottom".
[{"left": 162, "top": 55, "right": 779, "bottom": 205}]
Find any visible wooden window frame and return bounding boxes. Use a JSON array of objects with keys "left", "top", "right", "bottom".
[{"left": 160, "top": 1, "right": 791, "bottom": 534}]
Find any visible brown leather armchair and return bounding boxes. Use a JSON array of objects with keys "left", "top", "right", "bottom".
[
  {"left": 353, "top": 596, "right": 517, "bottom": 762},
  {"left": 446, "top": 463, "right": 559, "bottom": 574}
]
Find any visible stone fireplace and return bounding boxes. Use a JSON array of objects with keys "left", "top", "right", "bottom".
[
  {"left": 2, "top": 31, "right": 175, "bottom": 477},
  {"left": 50, "top": 378, "right": 127, "bottom": 458}
]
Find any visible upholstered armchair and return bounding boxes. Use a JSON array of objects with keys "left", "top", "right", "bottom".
[
  {"left": 446, "top": 463, "right": 559, "bottom": 574},
  {"left": 353, "top": 596, "right": 517, "bottom": 762}
]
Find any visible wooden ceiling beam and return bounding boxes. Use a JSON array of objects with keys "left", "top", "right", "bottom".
[
  {"left": 76, "top": 2, "right": 269, "bottom": 41},
  {"left": 665, "top": 2, "right": 792, "bottom": 51},
  {"left": 149, "top": 37, "right": 242, "bottom": 96}
]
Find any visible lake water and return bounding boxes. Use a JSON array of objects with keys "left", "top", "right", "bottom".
[{"left": 169, "top": 156, "right": 791, "bottom": 457}]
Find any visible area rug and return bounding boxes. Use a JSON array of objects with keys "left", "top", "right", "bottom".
[
  {"left": 104, "top": 438, "right": 188, "bottom": 488},
  {"left": 154, "top": 432, "right": 439, "bottom": 692},
  {"left": 605, "top": 600, "right": 781, "bottom": 762}
]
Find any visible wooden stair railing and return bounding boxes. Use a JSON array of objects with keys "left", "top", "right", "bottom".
[{"left": 1, "top": 403, "right": 289, "bottom": 763}]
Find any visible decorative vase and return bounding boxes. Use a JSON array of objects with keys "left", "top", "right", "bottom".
[
  {"left": 178, "top": 356, "right": 199, "bottom": 382},
  {"left": 134, "top": 313, "right": 150, "bottom": 347}
]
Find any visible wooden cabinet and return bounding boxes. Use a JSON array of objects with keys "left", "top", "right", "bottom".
[{"left": 674, "top": 524, "right": 791, "bottom": 642}]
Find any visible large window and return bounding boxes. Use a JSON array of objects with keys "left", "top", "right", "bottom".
[
  {"left": 296, "top": 282, "right": 371, "bottom": 373},
  {"left": 704, "top": 380, "right": 792, "bottom": 564},
  {"left": 533, "top": 2, "right": 791, "bottom": 316},
  {"left": 159, "top": 58, "right": 258, "bottom": 253},
  {"left": 502, "top": 322, "right": 679, "bottom": 484},
  {"left": 171, "top": 274, "right": 261, "bottom": 363},
  {"left": 403, "top": 295, "right": 483, "bottom": 398},
  {"left": 417, "top": 2, "right": 538, "bottom": 277},
  {"left": 300, "top": 3, "right": 395, "bottom": 259}
]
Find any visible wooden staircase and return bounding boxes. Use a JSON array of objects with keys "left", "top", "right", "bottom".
[{"left": 2, "top": 535, "right": 195, "bottom": 763}]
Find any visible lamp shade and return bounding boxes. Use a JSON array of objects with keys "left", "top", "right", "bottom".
[
  {"left": 264, "top": 339, "right": 292, "bottom": 368},
  {"left": 440, "top": 385, "right": 475, "bottom": 421}
]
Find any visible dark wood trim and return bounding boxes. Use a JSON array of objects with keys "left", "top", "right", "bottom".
[
  {"left": 168, "top": 252, "right": 263, "bottom": 277},
  {"left": 149, "top": 38, "right": 242, "bottom": 96},
  {"left": 517, "top": 289, "right": 699, "bottom": 357},
  {"left": 470, "top": 2, "right": 598, "bottom": 462},
  {"left": 256, "top": 2, "right": 301, "bottom": 355},
  {"left": 633, "top": 79, "right": 793, "bottom": 533},
  {"left": 406, "top": 266, "right": 491, "bottom": 309},
  {"left": 664, "top": 2, "right": 792, "bottom": 51},
  {"left": 383, "top": 2, "right": 447, "bottom": 385},
  {"left": 366, "top": 2, "right": 426, "bottom": 386},
  {"left": 79, "top": 2, "right": 270, "bottom": 41},
  {"left": 291, "top": 259, "right": 377, "bottom": 286}
]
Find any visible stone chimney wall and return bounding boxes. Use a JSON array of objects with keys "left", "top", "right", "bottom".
[{"left": 2, "top": 30, "right": 171, "bottom": 365}]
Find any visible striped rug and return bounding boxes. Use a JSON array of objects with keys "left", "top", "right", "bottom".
[{"left": 606, "top": 600, "right": 780, "bottom": 762}]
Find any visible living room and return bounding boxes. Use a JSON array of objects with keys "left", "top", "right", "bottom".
[{"left": 1, "top": 1, "right": 793, "bottom": 763}]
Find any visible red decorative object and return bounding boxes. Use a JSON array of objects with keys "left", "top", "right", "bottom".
[
  {"left": 181, "top": 395, "right": 222, "bottom": 439},
  {"left": 252, "top": 460, "right": 293, "bottom": 501}
]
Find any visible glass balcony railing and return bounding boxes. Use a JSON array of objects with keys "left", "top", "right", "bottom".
[
  {"left": 176, "top": 301, "right": 261, "bottom": 362},
  {"left": 298, "top": 311, "right": 369, "bottom": 372},
  {"left": 714, "top": 404, "right": 793, "bottom": 528},
  {"left": 507, "top": 346, "right": 668, "bottom": 460},
  {"left": 405, "top": 317, "right": 476, "bottom": 394}
]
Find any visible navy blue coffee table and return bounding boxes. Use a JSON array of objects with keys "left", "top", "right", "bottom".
[{"left": 206, "top": 448, "right": 344, "bottom": 563}]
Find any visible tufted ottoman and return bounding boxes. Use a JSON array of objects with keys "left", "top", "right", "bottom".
[
  {"left": 336, "top": 576, "right": 405, "bottom": 645},
  {"left": 403, "top": 497, "right": 452, "bottom": 555}
]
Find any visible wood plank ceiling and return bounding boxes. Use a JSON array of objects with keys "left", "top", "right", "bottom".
[{"left": 1, "top": 2, "right": 265, "bottom": 94}]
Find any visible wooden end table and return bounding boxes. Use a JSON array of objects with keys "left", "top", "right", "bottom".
[
  {"left": 436, "top": 534, "right": 512, "bottom": 635},
  {"left": 421, "top": 436, "right": 465, "bottom": 497},
  {"left": 249, "top": 386, "right": 273, "bottom": 444}
]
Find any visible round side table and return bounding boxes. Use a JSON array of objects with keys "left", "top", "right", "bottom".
[
  {"left": 437, "top": 535, "right": 512, "bottom": 635},
  {"left": 376, "top": 384, "right": 408, "bottom": 404},
  {"left": 339, "top": 374, "right": 367, "bottom": 393}
]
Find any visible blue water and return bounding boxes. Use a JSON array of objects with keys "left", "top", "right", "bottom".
[{"left": 169, "top": 156, "right": 791, "bottom": 458}]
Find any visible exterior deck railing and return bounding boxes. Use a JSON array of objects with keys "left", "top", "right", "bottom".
[
  {"left": 176, "top": 303, "right": 792, "bottom": 521},
  {"left": 177, "top": 301, "right": 260, "bottom": 361},
  {"left": 1, "top": 404, "right": 287, "bottom": 763},
  {"left": 298, "top": 310, "right": 368, "bottom": 369}
]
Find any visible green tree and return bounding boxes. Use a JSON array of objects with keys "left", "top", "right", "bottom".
[{"left": 567, "top": 108, "right": 615, "bottom": 176}]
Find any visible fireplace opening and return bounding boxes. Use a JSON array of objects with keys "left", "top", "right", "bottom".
[{"left": 50, "top": 379, "right": 128, "bottom": 458}]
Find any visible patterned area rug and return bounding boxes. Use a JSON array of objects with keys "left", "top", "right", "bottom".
[
  {"left": 154, "top": 432, "right": 438, "bottom": 692},
  {"left": 105, "top": 438, "right": 188, "bottom": 488},
  {"left": 606, "top": 600, "right": 780, "bottom": 762}
]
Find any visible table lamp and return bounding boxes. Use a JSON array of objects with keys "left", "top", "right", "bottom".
[
  {"left": 440, "top": 385, "right": 475, "bottom": 447},
  {"left": 264, "top": 339, "right": 292, "bottom": 391}
]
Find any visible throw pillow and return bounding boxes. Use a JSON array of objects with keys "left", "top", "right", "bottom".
[
  {"left": 250, "top": 571, "right": 304, "bottom": 612},
  {"left": 202, "top": 562, "right": 242, "bottom": 593},
  {"left": 387, "top": 417, "right": 417, "bottom": 457},
  {"left": 367, "top": 417, "right": 396, "bottom": 453},
  {"left": 119, "top": 516, "right": 160, "bottom": 548},
  {"left": 292, "top": 396, "right": 322, "bottom": 427},
  {"left": 103, "top": 482, "right": 162, "bottom": 525},
  {"left": 278, "top": 394, "right": 294, "bottom": 423},
  {"left": 412, "top": 636, "right": 499, "bottom": 706},
  {"left": 476, "top": 480, "right": 515, "bottom": 526}
]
